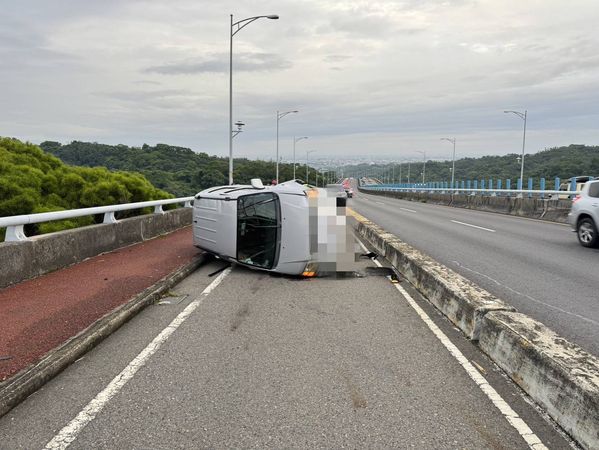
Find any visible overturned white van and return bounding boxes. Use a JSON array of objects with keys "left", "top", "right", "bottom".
[{"left": 193, "top": 179, "right": 354, "bottom": 276}]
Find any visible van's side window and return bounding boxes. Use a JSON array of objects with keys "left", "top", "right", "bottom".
[
  {"left": 237, "top": 193, "right": 280, "bottom": 269},
  {"left": 589, "top": 182, "right": 599, "bottom": 198}
]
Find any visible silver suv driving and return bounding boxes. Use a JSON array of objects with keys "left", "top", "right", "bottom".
[{"left": 568, "top": 179, "right": 599, "bottom": 247}]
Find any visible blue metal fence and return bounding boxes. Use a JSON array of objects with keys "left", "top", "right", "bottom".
[{"left": 362, "top": 176, "right": 592, "bottom": 198}]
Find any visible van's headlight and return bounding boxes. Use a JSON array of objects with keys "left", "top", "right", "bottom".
[{"left": 302, "top": 261, "right": 318, "bottom": 277}]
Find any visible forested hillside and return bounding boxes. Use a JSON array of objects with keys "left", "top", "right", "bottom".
[
  {"left": 345, "top": 144, "right": 599, "bottom": 184},
  {"left": 0, "top": 138, "right": 172, "bottom": 240},
  {"left": 42, "top": 141, "right": 320, "bottom": 197}
]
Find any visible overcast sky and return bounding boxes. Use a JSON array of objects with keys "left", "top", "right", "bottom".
[{"left": 2, "top": 0, "right": 599, "bottom": 162}]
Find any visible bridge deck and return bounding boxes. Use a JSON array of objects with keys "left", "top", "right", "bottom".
[
  {"left": 0, "top": 226, "right": 199, "bottom": 382},
  {"left": 1, "top": 238, "right": 570, "bottom": 448}
]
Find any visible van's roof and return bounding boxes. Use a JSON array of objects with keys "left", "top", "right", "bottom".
[{"left": 196, "top": 180, "right": 309, "bottom": 200}]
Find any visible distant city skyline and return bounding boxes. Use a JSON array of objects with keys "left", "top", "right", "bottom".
[{"left": 2, "top": 1, "right": 599, "bottom": 161}]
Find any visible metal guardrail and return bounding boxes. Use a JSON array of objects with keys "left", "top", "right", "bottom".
[
  {"left": 0, "top": 197, "right": 194, "bottom": 242},
  {"left": 360, "top": 185, "right": 581, "bottom": 198}
]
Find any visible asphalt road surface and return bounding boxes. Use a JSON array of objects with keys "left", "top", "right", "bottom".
[
  {"left": 0, "top": 251, "right": 571, "bottom": 448},
  {"left": 352, "top": 191, "right": 599, "bottom": 358}
]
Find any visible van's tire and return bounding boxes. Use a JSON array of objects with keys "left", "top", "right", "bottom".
[{"left": 577, "top": 217, "right": 599, "bottom": 248}]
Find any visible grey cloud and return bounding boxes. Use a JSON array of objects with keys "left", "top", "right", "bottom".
[
  {"left": 323, "top": 54, "right": 352, "bottom": 63},
  {"left": 144, "top": 52, "right": 292, "bottom": 75},
  {"left": 98, "top": 89, "right": 190, "bottom": 102},
  {"left": 133, "top": 80, "right": 163, "bottom": 86},
  {"left": 0, "top": 19, "right": 80, "bottom": 70}
]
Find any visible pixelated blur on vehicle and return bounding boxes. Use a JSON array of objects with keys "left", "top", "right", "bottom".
[{"left": 193, "top": 179, "right": 356, "bottom": 276}]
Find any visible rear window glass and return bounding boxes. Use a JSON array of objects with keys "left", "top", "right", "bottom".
[
  {"left": 589, "top": 182, "right": 599, "bottom": 198},
  {"left": 237, "top": 193, "right": 280, "bottom": 269}
]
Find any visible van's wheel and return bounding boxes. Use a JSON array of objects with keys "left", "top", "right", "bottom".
[{"left": 577, "top": 218, "right": 599, "bottom": 248}]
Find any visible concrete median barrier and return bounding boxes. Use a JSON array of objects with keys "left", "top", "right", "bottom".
[
  {"left": 479, "top": 311, "right": 599, "bottom": 450},
  {"left": 350, "top": 208, "right": 599, "bottom": 449},
  {"left": 359, "top": 188, "right": 572, "bottom": 223}
]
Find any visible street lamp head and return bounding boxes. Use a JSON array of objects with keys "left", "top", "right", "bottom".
[{"left": 266, "top": 15, "right": 279, "bottom": 19}]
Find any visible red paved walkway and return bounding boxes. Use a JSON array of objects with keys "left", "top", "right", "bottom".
[{"left": 0, "top": 226, "right": 199, "bottom": 381}]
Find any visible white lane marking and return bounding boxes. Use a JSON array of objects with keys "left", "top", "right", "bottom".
[
  {"left": 451, "top": 219, "right": 496, "bottom": 233},
  {"left": 45, "top": 268, "right": 232, "bottom": 450},
  {"left": 400, "top": 207, "right": 417, "bottom": 213},
  {"left": 355, "top": 239, "right": 546, "bottom": 449},
  {"left": 453, "top": 261, "right": 599, "bottom": 327},
  {"left": 375, "top": 201, "right": 385, "bottom": 205}
]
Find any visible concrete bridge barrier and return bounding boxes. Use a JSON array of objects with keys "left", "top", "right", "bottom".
[
  {"left": 0, "top": 208, "right": 192, "bottom": 289},
  {"left": 359, "top": 188, "right": 573, "bottom": 223}
]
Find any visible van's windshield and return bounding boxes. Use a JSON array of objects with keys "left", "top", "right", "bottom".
[{"left": 237, "top": 193, "right": 280, "bottom": 269}]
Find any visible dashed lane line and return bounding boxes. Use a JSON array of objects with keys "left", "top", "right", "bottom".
[
  {"left": 452, "top": 260, "right": 599, "bottom": 327},
  {"left": 356, "top": 239, "right": 547, "bottom": 450},
  {"left": 400, "top": 207, "right": 417, "bottom": 213},
  {"left": 45, "top": 268, "right": 232, "bottom": 450},
  {"left": 451, "top": 219, "right": 496, "bottom": 233}
]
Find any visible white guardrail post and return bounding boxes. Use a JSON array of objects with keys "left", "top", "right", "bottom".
[{"left": 0, "top": 196, "right": 194, "bottom": 242}]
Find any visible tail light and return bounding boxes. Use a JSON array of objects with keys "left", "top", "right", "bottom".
[
  {"left": 302, "top": 261, "right": 318, "bottom": 277},
  {"left": 572, "top": 195, "right": 582, "bottom": 204}
]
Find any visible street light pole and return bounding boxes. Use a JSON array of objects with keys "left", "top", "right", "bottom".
[
  {"left": 228, "top": 13, "right": 279, "bottom": 185},
  {"left": 441, "top": 138, "right": 456, "bottom": 188},
  {"left": 504, "top": 110, "right": 527, "bottom": 189},
  {"left": 276, "top": 110, "right": 298, "bottom": 183},
  {"left": 293, "top": 136, "right": 308, "bottom": 179},
  {"left": 306, "top": 150, "right": 316, "bottom": 184},
  {"left": 416, "top": 151, "right": 426, "bottom": 183}
]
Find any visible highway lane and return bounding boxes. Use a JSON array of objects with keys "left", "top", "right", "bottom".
[
  {"left": 0, "top": 248, "right": 570, "bottom": 448},
  {"left": 352, "top": 191, "right": 599, "bottom": 357}
]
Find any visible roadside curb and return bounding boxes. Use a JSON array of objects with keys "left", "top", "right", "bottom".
[
  {"left": 0, "top": 253, "right": 207, "bottom": 419},
  {"left": 350, "top": 209, "right": 599, "bottom": 450}
]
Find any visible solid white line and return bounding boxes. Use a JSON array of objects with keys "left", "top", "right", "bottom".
[
  {"left": 45, "top": 268, "right": 232, "bottom": 450},
  {"left": 400, "top": 207, "right": 417, "bottom": 213},
  {"left": 451, "top": 219, "right": 496, "bottom": 233},
  {"left": 355, "top": 239, "right": 545, "bottom": 449}
]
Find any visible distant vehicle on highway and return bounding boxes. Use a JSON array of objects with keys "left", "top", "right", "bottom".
[
  {"left": 568, "top": 179, "right": 599, "bottom": 247},
  {"left": 555, "top": 176, "right": 595, "bottom": 199},
  {"left": 325, "top": 184, "right": 348, "bottom": 206},
  {"left": 193, "top": 179, "right": 353, "bottom": 276},
  {"left": 341, "top": 178, "right": 353, "bottom": 198}
]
